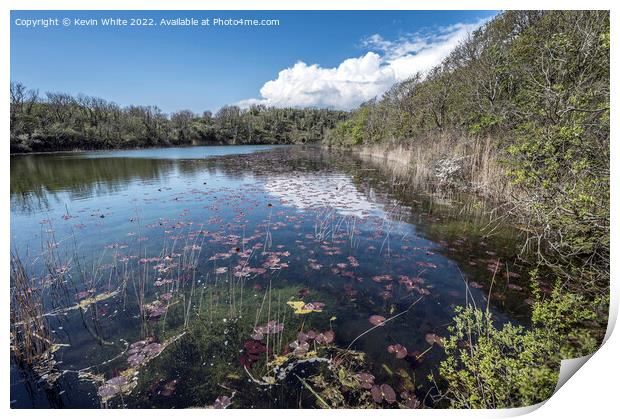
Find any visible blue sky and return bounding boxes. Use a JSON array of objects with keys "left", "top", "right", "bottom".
[{"left": 11, "top": 10, "right": 498, "bottom": 113}]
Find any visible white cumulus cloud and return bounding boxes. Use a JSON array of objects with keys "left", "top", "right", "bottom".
[{"left": 239, "top": 19, "right": 487, "bottom": 110}]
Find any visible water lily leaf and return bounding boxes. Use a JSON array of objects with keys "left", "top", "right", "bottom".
[
  {"left": 286, "top": 300, "right": 323, "bottom": 314},
  {"left": 97, "top": 384, "right": 120, "bottom": 399},
  {"left": 127, "top": 353, "right": 145, "bottom": 366},
  {"left": 401, "top": 391, "right": 421, "bottom": 408},
  {"left": 161, "top": 379, "right": 178, "bottom": 397},
  {"left": 356, "top": 372, "right": 375, "bottom": 389},
  {"left": 106, "top": 375, "right": 129, "bottom": 386},
  {"left": 425, "top": 333, "right": 445, "bottom": 347},
  {"left": 287, "top": 300, "right": 309, "bottom": 314},
  {"left": 381, "top": 384, "right": 397, "bottom": 403},
  {"left": 315, "top": 330, "right": 334, "bottom": 345},
  {"left": 369, "top": 315, "right": 386, "bottom": 326},
  {"left": 213, "top": 395, "right": 232, "bottom": 409},
  {"left": 387, "top": 343, "right": 408, "bottom": 359},
  {"left": 370, "top": 385, "right": 383, "bottom": 403},
  {"left": 97, "top": 373, "right": 137, "bottom": 402},
  {"left": 290, "top": 340, "right": 310, "bottom": 356}
]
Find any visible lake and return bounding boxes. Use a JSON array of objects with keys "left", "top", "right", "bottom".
[{"left": 10, "top": 145, "right": 532, "bottom": 408}]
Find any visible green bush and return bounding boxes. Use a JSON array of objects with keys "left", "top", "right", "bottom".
[{"left": 437, "top": 286, "right": 601, "bottom": 409}]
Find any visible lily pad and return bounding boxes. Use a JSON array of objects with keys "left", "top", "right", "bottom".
[
  {"left": 356, "top": 372, "right": 375, "bottom": 389},
  {"left": 381, "top": 384, "right": 397, "bottom": 403},
  {"left": 213, "top": 395, "right": 232, "bottom": 409},
  {"left": 369, "top": 315, "right": 386, "bottom": 326},
  {"left": 315, "top": 330, "right": 334, "bottom": 345},
  {"left": 287, "top": 300, "right": 324, "bottom": 314},
  {"left": 370, "top": 385, "right": 383, "bottom": 403},
  {"left": 387, "top": 343, "right": 408, "bottom": 359},
  {"left": 425, "top": 333, "right": 444, "bottom": 347},
  {"left": 97, "top": 384, "right": 120, "bottom": 399}
]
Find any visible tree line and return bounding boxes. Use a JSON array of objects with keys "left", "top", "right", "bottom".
[{"left": 10, "top": 84, "right": 349, "bottom": 153}]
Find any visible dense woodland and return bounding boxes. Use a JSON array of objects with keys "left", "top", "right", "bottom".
[
  {"left": 9, "top": 86, "right": 348, "bottom": 153},
  {"left": 327, "top": 10, "right": 609, "bottom": 408}
]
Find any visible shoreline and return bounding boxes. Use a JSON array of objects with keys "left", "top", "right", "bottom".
[
  {"left": 324, "top": 137, "right": 513, "bottom": 204},
  {"left": 10, "top": 142, "right": 309, "bottom": 157}
]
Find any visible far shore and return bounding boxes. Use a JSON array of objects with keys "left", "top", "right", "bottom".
[{"left": 9, "top": 142, "right": 305, "bottom": 157}]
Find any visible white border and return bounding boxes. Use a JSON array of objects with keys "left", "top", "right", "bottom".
[{"left": 3, "top": 1, "right": 617, "bottom": 418}]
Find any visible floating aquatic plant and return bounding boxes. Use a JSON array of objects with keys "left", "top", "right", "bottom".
[
  {"left": 387, "top": 344, "right": 408, "bottom": 359},
  {"left": 251, "top": 320, "right": 284, "bottom": 340},
  {"left": 289, "top": 339, "right": 310, "bottom": 357},
  {"left": 370, "top": 383, "right": 397, "bottom": 404},
  {"left": 400, "top": 391, "right": 421, "bottom": 408},
  {"left": 371, "top": 274, "right": 392, "bottom": 283},
  {"left": 287, "top": 300, "right": 325, "bottom": 314},
  {"left": 315, "top": 331, "right": 335, "bottom": 345},
  {"left": 424, "top": 333, "right": 444, "bottom": 347},
  {"left": 356, "top": 372, "right": 375, "bottom": 389},
  {"left": 240, "top": 339, "right": 268, "bottom": 368},
  {"left": 160, "top": 379, "right": 178, "bottom": 397},
  {"left": 127, "top": 339, "right": 163, "bottom": 367},
  {"left": 213, "top": 395, "right": 232, "bottom": 409},
  {"left": 368, "top": 315, "right": 386, "bottom": 326},
  {"left": 97, "top": 375, "right": 133, "bottom": 401}
]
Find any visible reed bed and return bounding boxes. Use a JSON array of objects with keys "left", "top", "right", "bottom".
[
  {"left": 10, "top": 254, "right": 53, "bottom": 365},
  {"left": 353, "top": 133, "right": 513, "bottom": 200}
]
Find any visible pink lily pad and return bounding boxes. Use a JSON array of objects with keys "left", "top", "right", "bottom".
[
  {"left": 387, "top": 343, "right": 408, "bottom": 359},
  {"left": 369, "top": 315, "right": 386, "bottom": 326}
]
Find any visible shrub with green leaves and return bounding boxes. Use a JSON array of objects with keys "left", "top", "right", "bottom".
[{"left": 437, "top": 286, "right": 601, "bottom": 409}]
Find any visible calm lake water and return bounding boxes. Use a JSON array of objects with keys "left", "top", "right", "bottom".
[{"left": 10, "top": 145, "right": 532, "bottom": 408}]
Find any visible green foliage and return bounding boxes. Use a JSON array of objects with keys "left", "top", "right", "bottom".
[
  {"left": 328, "top": 106, "right": 370, "bottom": 146},
  {"left": 438, "top": 306, "right": 558, "bottom": 408},
  {"left": 327, "top": 9, "right": 610, "bottom": 302},
  {"left": 468, "top": 115, "right": 503, "bottom": 135},
  {"left": 128, "top": 317, "right": 246, "bottom": 408},
  {"left": 9, "top": 86, "right": 349, "bottom": 153},
  {"left": 438, "top": 286, "right": 601, "bottom": 408},
  {"left": 503, "top": 11, "right": 609, "bottom": 294},
  {"left": 530, "top": 286, "right": 604, "bottom": 359}
]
